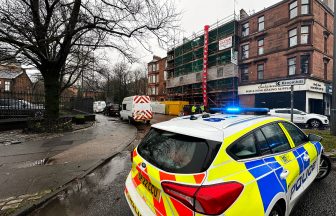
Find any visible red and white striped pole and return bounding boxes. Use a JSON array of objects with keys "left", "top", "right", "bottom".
[{"left": 202, "top": 25, "right": 210, "bottom": 108}]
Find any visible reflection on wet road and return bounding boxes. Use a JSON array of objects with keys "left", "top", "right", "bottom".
[{"left": 31, "top": 151, "right": 132, "bottom": 216}]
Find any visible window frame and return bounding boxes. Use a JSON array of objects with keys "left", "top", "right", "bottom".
[
  {"left": 289, "top": 28, "right": 298, "bottom": 47},
  {"left": 288, "top": 57, "right": 296, "bottom": 76},
  {"left": 289, "top": 1, "right": 298, "bottom": 19},
  {"left": 217, "top": 67, "right": 224, "bottom": 78},
  {"left": 258, "top": 16, "right": 265, "bottom": 31},
  {"left": 300, "top": 55, "right": 310, "bottom": 74},
  {"left": 301, "top": 0, "right": 310, "bottom": 15},
  {"left": 241, "top": 65, "right": 249, "bottom": 82},
  {"left": 300, "top": 26, "right": 309, "bottom": 44},
  {"left": 258, "top": 39, "right": 264, "bottom": 55},
  {"left": 4, "top": 81, "right": 10, "bottom": 92},
  {"left": 242, "top": 22, "right": 249, "bottom": 37},
  {"left": 226, "top": 121, "right": 295, "bottom": 161},
  {"left": 241, "top": 44, "right": 249, "bottom": 60},
  {"left": 280, "top": 121, "right": 309, "bottom": 147},
  {"left": 257, "top": 64, "right": 264, "bottom": 80}
]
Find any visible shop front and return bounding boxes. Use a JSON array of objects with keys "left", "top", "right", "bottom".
[{"left": 238, "top": 79, "right": 329, "bottom": 115}]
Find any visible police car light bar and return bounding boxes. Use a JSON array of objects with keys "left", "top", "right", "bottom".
[{"left": 210, "top": 107, "right": 270, "bottom": 114}]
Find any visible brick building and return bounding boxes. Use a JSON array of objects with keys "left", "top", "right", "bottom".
[
  {"left": 147, "top": 56, "right": 167, "bottom": 101},
  {"left": 0, "top": 64, "right": 32, "bottom": 93},
  {"left": 238, "top": 0, "right": 333, "bottom": 115}
]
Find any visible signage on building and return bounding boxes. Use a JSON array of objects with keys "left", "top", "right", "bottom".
[
  {"left": 238, "top": 79, "right": 327, "bottom": 95},
  {"left": 219, "top": 36, "right": 232, "bottom": 50},
  {"left": 276, "top": 79, "right": 305, "bottom": 86},
  {"left": 231, "top": 48, "right": 238, "bottom": 65},
  {"left": 202, "top": 25, "right": 210, "bottom": 107}
]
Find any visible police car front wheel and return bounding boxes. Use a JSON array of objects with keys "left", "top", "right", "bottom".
[{"left": 315, "top": 154, "right": 331, "bottom": 181}]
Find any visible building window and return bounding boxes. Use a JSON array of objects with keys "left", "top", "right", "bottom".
[
  {"left": 148, "top": 65, "right": 152, "bottom": 72},
  {"left": 196, "top": 73, "right": 201, "bottom": 82},
  {"left": 242, "top": 23, "right": 249, "bottom": 37},
  {"left": 288, "top": 57, "right": 296, "bottom": 75},
  {"left": 324, "top": 12, "right": 328, "bottom": 27},
  {"left": 217, "top": 67, "right": 224, "bottom": 78},
  {"left": 301, "top": 26, "right": 309, "bottom": 44},
  {"left": 289, "top": 1, "right": 298, "bottom": 19},
  {"left": 241, "top": 66, "right": 249, "bottom": 81},
  {"left": 257, "top": 64, "right": 264, "bottom": 80},
  {"left": 324, "top": 61, "right": 328, "bottom": 80},
  {"left": 301, "top": 55, "right": 309, "bottom": 74},
  {"left": 258, "top": 39, "right": 264, "bottom": 55},
  {"left": 301, "top": 0, "right": 310, "bottom": 15},
  {"left": 157, "top": 63, "right": 160, "bottom": 70},
  {"left": 5, "top": 81, "right": 10, "bottom": 92},
  {"left": 324, "top": 36, "right": 328, "bottom": 53},
  {"left": 258, "top": 16, "right": 265, "bottom": 31},
  {"left": 289, "top": 28, "right": 297, "bottom": 47},
  {"left": 241, "top": 44, "right": 249, "bottom": 59}
]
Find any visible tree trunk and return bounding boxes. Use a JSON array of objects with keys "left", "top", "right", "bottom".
[{"left": 43, "top": 69, "right": 61, "bottom": 120}]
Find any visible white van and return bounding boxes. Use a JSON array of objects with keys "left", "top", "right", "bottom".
[
  {"left": 93, "top": 101, "right": 106, "bottom": 113},
  {"left": 120, "top": 96, "right": 153, "bottom": 123}
]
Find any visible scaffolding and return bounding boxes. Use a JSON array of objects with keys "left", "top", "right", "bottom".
[{"left": 167, "top": 15, "right": 239, "bottom": 107}]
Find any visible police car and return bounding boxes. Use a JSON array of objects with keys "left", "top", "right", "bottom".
[{"left": 124, "top": 109, "right": 331, "bottom": 216}]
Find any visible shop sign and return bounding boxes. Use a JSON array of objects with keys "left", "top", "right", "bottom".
[
  {"left": 238, "top": 79, "right": 327, "bottom": 95},
  {"left": 276, "top": 79, "right": 305, "bottom": 86}
]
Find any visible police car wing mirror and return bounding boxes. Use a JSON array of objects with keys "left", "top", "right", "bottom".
[{"left": 307, "top": 134, "right": 323, "bottom": 142}]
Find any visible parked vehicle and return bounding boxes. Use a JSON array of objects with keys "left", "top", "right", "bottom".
[
  {"left": 0, "top": 99, "right": 44, "bottom": 118},
  {"left": 268, "top": 108, "right": 329, "bottom": 128},
  {"left": 93, "top": 101, "right": 106, "bottom": 113},
  {"left": 120, "top": 96, "right": 153, "bottom": 123},
  {"left": 125, "top": 114, "right": 331, "bottom": 216},
  {"left": 103, "top": 103, "right": 120, "bottom": 117}
]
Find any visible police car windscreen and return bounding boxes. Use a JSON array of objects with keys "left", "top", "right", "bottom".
[{"left": 137, "top": 128, "right": 221, "bottom": 174}]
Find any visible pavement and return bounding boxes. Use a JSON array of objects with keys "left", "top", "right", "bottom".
[{"left": 0, "top": 115, "right": 137, "bottom": 214}]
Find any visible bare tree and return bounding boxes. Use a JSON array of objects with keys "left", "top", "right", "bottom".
[{"left": 0, "top": 0, "right": 179, "bottom": 119}]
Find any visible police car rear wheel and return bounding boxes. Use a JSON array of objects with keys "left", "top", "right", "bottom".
[
  {"left": 270, "top": 204, "right": 284, "bottom": 216},
  {"left": 315, "top": 155, "right": 331, "bottom": 181}
]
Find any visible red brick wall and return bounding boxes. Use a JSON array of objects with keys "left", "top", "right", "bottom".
[
  {"left": 239, "top": 0, "right": 333, "bottom": 84},
  {"left": 148, "top": 57, "right": 167, "bottom": 101},
  {"left": 12, "top": 72, "right": 32, "bottom": 93}
]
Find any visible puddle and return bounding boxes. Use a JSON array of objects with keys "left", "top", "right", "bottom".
[
  {"left": 15, "top": 158, "right": 50, "bottom": 169},
  {"left": 30, "top": 151, "right": 131, "bottom": 216}
]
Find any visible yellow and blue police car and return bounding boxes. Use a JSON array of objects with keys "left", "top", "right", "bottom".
[{"left": 124, "top": 109, "right": 331, "bottom": 216}]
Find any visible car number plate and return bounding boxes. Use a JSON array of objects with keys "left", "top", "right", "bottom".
[{"left": 138, "top": 172, "right": 161, "bottom": 201}]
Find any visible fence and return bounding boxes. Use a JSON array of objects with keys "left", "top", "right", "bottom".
[{"left": 0, "top": 91, "right": 93, "bottom": 119}]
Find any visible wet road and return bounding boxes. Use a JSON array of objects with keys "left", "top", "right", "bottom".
[
  {"left": 31, "top": 151, "right": 133, "bottom": 216},
  {"left": 30, "top": 152, "right": 336, "bottom": 216}
]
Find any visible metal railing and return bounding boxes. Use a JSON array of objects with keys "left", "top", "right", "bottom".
[{"left": 0, "top": 91, "right": 93, "bottom": 119}]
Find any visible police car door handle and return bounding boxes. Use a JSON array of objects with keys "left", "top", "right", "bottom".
[
  {"left": 280, "top": 169, "right": 290, "bottom": 180},
  {"left": 303, "top": 153, "right": 310, "bottom": 162}
]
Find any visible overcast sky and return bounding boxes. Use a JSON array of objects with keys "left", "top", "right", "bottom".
[{"left": 142, "top": 0, "right": 282, "bottom": 63}]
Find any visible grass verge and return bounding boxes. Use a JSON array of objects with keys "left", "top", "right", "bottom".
[{"left": 304, "top": 129, "right": 336, "bottom": 152}]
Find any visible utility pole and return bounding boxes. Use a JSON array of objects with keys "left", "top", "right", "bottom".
[{"left": 332, "top": 1, "right": 336, "bottom": 135}]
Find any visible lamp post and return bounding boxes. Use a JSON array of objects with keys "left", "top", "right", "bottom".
[{"left": 331, "top": 0, "right": 336, "bottom": 135}]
